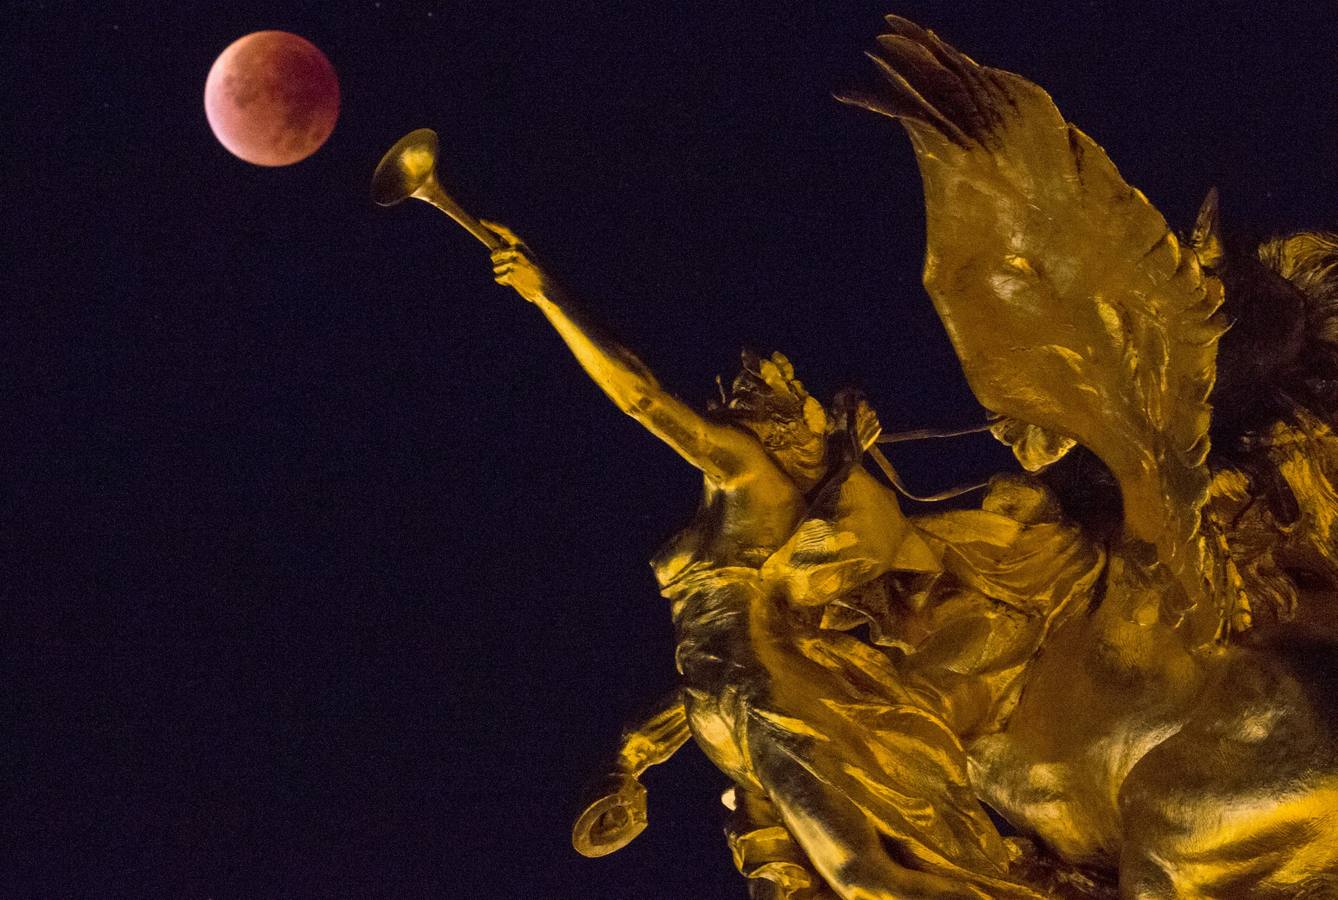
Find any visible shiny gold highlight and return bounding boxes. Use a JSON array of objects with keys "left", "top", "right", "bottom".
[{"left": 375, "top": 14, "right": 1338, "bottom": 898}]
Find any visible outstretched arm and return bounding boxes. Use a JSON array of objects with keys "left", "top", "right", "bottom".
[{"left": 486, "top": 223, "right": 764, "bottom": 484}]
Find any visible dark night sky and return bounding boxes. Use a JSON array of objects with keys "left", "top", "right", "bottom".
[{"left": 6, "top": 1, "right": 1336, "bottom": 897}]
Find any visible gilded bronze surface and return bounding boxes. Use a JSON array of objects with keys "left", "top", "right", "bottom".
[{"left": 376, "top": 15, "right": 1338, "bottom": 899}]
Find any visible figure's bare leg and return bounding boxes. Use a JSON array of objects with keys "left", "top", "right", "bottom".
[
  {"left": 749, "top": 740, "right": 1003, "bottom": 900},
  {"left": 724, "top": 787, "right": 837, "bottom": 900}
]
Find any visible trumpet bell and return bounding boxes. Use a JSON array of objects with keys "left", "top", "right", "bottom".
[
  {"left": 371, "top": 127, "right": 501, "bottom": 249},
  {"left": 371, "top": 127, "right": 439, "bottom": 207}
]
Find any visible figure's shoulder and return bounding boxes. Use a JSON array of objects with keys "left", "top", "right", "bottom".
[
  {"left": 912, "top": 475, "right": 1104, "bottom": 616},
  {"left": 913, "top": 475, "right": 1066, "bottom": 542}
]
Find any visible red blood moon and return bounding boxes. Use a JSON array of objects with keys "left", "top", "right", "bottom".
[{"left": 205, "top": 31, "right": 339, "bottom": 167}]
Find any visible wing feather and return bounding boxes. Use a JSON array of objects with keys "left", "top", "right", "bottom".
[{"left": 845, "top": 17, "right": 1228, "bottom": 632}]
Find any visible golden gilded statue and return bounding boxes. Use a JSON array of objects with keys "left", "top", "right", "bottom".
[{"left": 374, "top": 14, "right": 1338, "bottom": 899}]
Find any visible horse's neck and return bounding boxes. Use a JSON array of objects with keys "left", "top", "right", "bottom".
[
  {"left": 975, "top": 547, "right": 1223, "bottom": 749},
  {"left": 988, "top": 565, "right": 1222, "bottom": 756}
]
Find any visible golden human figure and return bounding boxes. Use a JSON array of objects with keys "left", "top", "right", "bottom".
[
  {"left": 485, "top": 221, "right": 1045, "bottom": 898},
  {"left": 373, "top": 13, "right": 1338, "bottom": 898}
]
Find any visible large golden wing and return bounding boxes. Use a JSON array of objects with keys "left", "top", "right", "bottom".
[{"left": 844, "top": 17, "right": 1227, "bottom": 629}]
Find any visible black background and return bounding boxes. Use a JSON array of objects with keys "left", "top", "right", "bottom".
[{"left": 6, "top": 1, "right": 1336, "bottom": 897}]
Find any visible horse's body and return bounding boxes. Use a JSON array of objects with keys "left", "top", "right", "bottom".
[{"left": 968, "top": 550, "right": 1338, "bottom": 897}]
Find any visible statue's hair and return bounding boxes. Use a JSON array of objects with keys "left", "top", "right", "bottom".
[
  {"left": 1213, "top": 232, "right": 1338, "bottom": 629},
  {"left": 1247, "top": 228, "right": 1338, "bottom": 425},
  {"left": 1256, "top": 231, "right": 1338, "bottom": 348},
  {"left": 713, "top": 350, "right": 827, "bottom": 461}
]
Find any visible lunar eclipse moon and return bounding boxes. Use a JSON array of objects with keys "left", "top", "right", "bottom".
[{"left": 204, "top": 30, "right": 339, "bottom": 167}]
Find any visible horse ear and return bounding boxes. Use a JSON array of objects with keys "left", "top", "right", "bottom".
[{"left": 1191, "top": 186, "right": 1225, "bottom": 271}]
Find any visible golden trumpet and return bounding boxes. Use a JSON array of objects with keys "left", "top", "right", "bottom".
[{"left": 371, "top": 128, "right": 500, "bottom": 250}]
